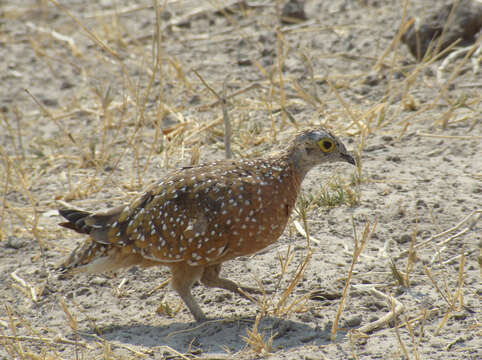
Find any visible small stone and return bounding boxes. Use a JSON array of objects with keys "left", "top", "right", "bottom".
[
  {"left": 42, "top": 98, "right": 59, "bottom": 107},
  {"left": 386, "top": 155, "right": 401, "bottom": 163},
  {"left": 237, "top": 57, "right": 252, "bottom": 66},
  {"left": 189, "top": 95, "right": 201, "bottom": 105},
  {"left": 397, "top": 234, "right": 412, "bottom": 244},
  {"left": 452, "top": 311, "right": 467, "bottom": 320},
  {"left": 5, "top": 236, "right": 26, "bottom": 249},
  {"left": 362, "top": 71, "right": 382, "bottom": 86},
  {"left": 60, "top": 81, "right": 74, "bottom": 90},
  {"left": 160, "top": 9, "right": 172, "bottom": 21},
  {"left": 281, "top": 0, "right": 307, "bottom": 24},
  {"left": 342, "top": 314, "right": 362, "bottom": 328},
  {"left": 416, "top": 199, "right": 427, "bottom": 208},
  {"left": 91, "top": 277, "right": 108, "bottom": 286}
]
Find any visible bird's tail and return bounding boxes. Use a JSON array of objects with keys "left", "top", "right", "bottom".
[
  {"left": 57, "top": 206, "right": 146, "bottom": 274},
  {"left": 58, "top": 208, "right": 94, "bottom": 234},
  {"left": 57, "top": 207, "right": 119, "bottom": 274}
]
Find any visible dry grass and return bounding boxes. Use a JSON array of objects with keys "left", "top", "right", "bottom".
[{"left": 1, "top": 0, "right": 481, "bottom": 359}]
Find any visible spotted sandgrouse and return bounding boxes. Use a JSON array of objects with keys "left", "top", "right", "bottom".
[{"left": 58, "top": 127, "right": 355, "bottom": 322}]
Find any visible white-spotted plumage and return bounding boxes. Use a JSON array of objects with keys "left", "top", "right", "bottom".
[{"left": 58, "top": 127, "right": 355, "bottom": 322}]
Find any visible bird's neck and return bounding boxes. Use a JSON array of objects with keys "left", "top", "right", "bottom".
[
  {"left": 278, "top": 147, "right": 313, "bottom": 183},
  {"left": 269, "top": 150, "right": 306, "bottom": 189}
]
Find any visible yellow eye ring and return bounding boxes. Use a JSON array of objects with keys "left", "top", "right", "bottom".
[{"left": 318, "top": 138, "right": 335, "bottom": 153}]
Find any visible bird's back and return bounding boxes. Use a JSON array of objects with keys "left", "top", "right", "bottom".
[{"left": 59, "top": 155, "right": 302, "bottom": 273}]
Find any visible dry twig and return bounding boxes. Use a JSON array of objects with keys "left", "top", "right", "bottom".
[{"left": 354, "top": 286, "right": 405, "bottom": 334}]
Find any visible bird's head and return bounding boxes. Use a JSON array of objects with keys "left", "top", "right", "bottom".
[{"left": 288, "top": 127, "right": 356, "bottom": 176}]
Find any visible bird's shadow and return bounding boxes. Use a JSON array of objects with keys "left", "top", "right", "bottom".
[{"left": 86, "top": 315, "right": 340, "bottom": 354}]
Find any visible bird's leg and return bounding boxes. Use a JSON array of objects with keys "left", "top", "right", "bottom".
[
  {"left": 201, "top": 264, "right": 268, "bottom": 300},
  {"left": 169, "top": 264, "right": 206, "bottom": 322}
]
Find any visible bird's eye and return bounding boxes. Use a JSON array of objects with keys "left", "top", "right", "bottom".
[{"left": 317, "top": 138, "right": 335, "bottom": 153}]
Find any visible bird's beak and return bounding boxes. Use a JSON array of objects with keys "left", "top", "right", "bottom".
[{"left": 342, "top": 153, "right": 356, "bottom": 165}]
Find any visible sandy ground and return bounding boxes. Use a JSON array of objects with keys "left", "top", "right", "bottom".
[{"left": 0, "top": 0, "right": 481, "bottom": 359}]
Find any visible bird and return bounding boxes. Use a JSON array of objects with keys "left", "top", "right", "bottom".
[{"left": 58, "top": 127, "right": 356, "bottom": 322}]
